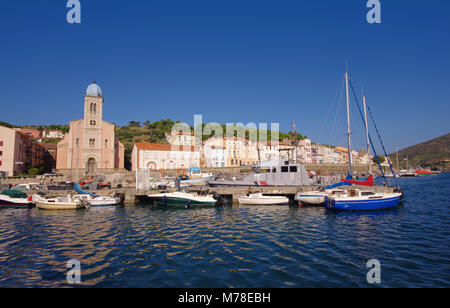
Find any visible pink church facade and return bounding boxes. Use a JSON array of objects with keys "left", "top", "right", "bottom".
[{"left": 56, "top": 82, "right": 124, "bottom": 174}]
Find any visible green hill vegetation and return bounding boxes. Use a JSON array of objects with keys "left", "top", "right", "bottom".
[
  {"left": 115, "top": 120, "right": 307, "bottom": 168},
  {"left": 389, "top": 133, "right": 450, "bottom": 170}
]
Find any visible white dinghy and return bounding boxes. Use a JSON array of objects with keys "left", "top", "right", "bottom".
[{"left": 238, "top": 192, "right": 289, "bottom": 205}]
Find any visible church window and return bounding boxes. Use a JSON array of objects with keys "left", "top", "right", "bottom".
[
  {"left": 105, "top": 139, "right": 108, "bottom": 148},
  {"left": 90, "top": 120, "right": 96, "bottom": 126},
  {"left": 90, "top": 103, "right": 97, "bottom": 114}
]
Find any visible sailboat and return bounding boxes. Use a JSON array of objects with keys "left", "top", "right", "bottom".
[
  {"left": 325, "top": 71, "right": 403, "bottom": 211},
  {"left": 296, "top": 72, "right": 373, "bottom": 207}
]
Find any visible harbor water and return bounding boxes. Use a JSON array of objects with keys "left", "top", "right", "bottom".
[{"left": 0, "top": 174, "right": 448, "bottom": 287}]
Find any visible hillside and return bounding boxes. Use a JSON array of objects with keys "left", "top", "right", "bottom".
[
  {"left": 115, "top": 120, "right": 306, "bottom": 169},
  {"left": 389, "top": 133, "right": 450, "bottom": 170}
]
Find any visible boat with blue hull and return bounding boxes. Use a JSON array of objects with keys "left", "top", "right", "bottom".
[
  {"left": 326, "top": 189, "right": 402, "bottom": 211},
  {"left": 320, "top": 71, "right": 403, "bottom": 211}
]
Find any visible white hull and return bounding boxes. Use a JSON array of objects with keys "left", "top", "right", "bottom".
[
  {"left": 0, "top": 195, "right": 33, "bottom": 207},
  {"left": 295, "top": 189, "right": 348, "bottom": 206},
  {"left": 148, "top": 191, "right": 218, "bottom": 205},
  {"left": 295, "top": 194, "right": 327, "bottom": 205},
  {"left": 33, "top": 195, "right": 87, "bottom": 210},
  {"left": 73, "top": 194, "right": 120, "bottom": 206},
  {"left": 238, "top": 193, "right": 288, "bottom": 205}
]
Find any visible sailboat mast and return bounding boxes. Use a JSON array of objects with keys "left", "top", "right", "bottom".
[
  {"left": 345, "top": 72, "right": 352, "bottom": 175},
  {"left": 363, "top": 95, "right": 372, "bottom": 174},
  {"left": 396, "top": 146, "right": 399, "bottom": 172}
]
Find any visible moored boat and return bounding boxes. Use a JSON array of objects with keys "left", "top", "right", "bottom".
[
  {"left": 178, "top": 168, "right": 216, "bottom": 187},
  {"left": 0, "top": 190, "right": 33, "bottom": 208},
  {"left": 147, "top": 190, "right": 219, "bottom": 207},
  {"left": 72, "top": 182, "right": 124, "bottom": 206},
  {"left": 73, "top": 194, "right": 122, "bottom": 206},
  {"left": 326, "top": 189, "right": 402, "bottom": 211},
  {"left": 238, "top": 192, "right": 289, "bottom": 205},
  {"left": 415, "top": 170, "right": 441, "bottom": 176},
  {"left": 33, "top": 194, "right": 88, "bottom": 210}
]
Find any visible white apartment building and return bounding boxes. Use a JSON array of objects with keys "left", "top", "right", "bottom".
[
  {"left": 203, "top": 145, "right": 227, "bottom": 168},
  {"left": 165, "top": 131, "right": 195, "bottom": 147},
  {"left": 131, "top": 143, "right": 200, "bottom": 171},
  {"left": 42, "top": 130, "right": 65, "bottom": 139},
  {"left": 296, "top": 139, "right": 312, "bottom": 164}
]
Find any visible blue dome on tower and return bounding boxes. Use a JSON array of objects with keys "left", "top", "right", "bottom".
[{"left": 85, "top": 81, "right": 102, "bottom": 97}]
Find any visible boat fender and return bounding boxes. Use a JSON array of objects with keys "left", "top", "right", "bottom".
[
  {"left": 185, "top": 200, "right": 191, "bottom": 209},
  {"left": 163, "top": 195, "right": 167, "bottom": 205}
]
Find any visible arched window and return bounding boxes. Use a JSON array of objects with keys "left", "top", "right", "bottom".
[
  {"left": 105, "top": 139, "right": 108, "bottom": 148},
  {"left": 90, "top": 103, "right": 97, "bottom": 114}
]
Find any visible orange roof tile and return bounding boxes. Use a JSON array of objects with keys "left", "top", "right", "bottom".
[{"left": 135, "top": 142, "right": 196, "bottom": 152}]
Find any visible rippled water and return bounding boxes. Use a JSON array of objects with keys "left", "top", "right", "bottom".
[{"left": 0, "top": 174, "right": 449, "bottom": 287}]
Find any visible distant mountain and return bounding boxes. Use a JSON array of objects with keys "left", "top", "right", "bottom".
[{"left": 389, "top": 133, "right": 450, "bottom": 170}]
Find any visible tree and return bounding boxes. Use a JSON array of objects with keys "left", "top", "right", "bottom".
[
  {"left": 373, "top": 155, "right": 386, "bottom": 164},
  {"left": 128, "top": 121, "right": 141, "bottom": 127}
]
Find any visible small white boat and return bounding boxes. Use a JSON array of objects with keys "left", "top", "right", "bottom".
[
  {"left": 238, "top": 192, "right": 289, "bottom": 205},
  {"left": 295, "top": 189, "right": 346, "bottom": 206},
  {"left": 33, "top": 194, "right": 88, "bottom": 210},
  {"left": 73, "top": 194, "right": 121, "bottom": 206}
]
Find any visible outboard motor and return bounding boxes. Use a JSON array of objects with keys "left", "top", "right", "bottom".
[
  {"left": 393, "top": 187, "right": 405, "bottom": 200},
  {"left": 175, "top": 178, "right": 181, "bottom": 190},
  {"left": 81, "top": 200, "right": 91, "bottom": 209},
  {"left": 114, "top": 193, "right": 126, "bottom": 205},
  {"left": 212, "top": 191, "right": 225, "bottom": 207}
]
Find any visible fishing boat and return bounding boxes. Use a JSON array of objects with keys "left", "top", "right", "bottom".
[
  {"left": 209, "top": 159, "right": 310, "bottom": 187},
  {"left": 73, "top": 194, "right": 122, "bottom": 206},
  {"left": 238, "top": 192, "right": 289, "bottom": 205},
  {"left": 399, "top": 170, "right": 417, "bottom": 177},
  {"left": 73, "top": 182, "right": 124, "bottom": 206},
  {"left": 178, "top": 168, "right": 216, "bottom": 187},
  {"left": 147, "top": 189, "right": 219, "bottom": 207},
  {"left": 415, "top": 170, "right": 441, "bottom": 176},
  {"left": 0, "top": 190, "right": 33, "bottom": 208},
  {"left": 33, "top": 194, "right": 89, "bottom": 210},
  {"left": 326, "top": 189, "right": 402, "bottom": 211}
]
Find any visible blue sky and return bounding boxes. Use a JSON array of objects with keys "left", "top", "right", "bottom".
[{"left": 0, "top": 0, "right": 449, "bottom": 153}]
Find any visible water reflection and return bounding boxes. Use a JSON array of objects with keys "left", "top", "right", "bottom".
[{"left": 0, "top": 175, "right": 448, "bottom": 287}]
